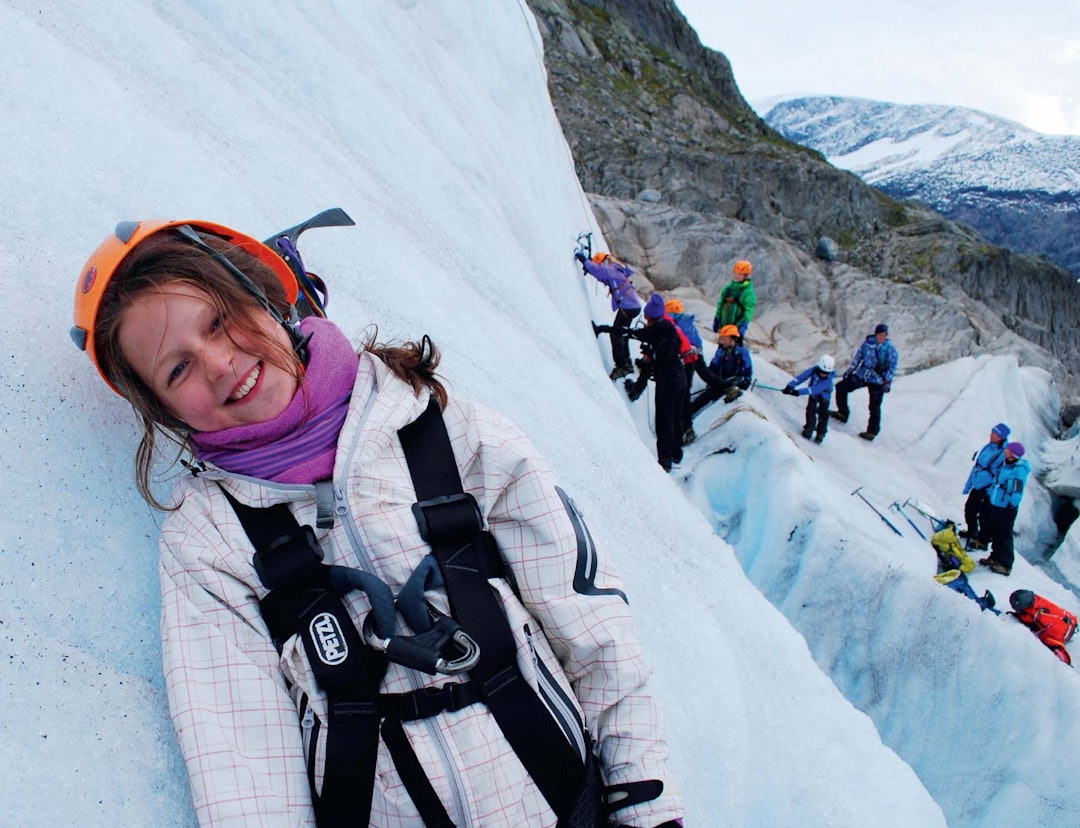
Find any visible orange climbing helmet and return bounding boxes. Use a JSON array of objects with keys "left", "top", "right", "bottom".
[
  {"left": 733, "top": 260, "right": 752, "bottom": 276},
  {"left": 71, "top": 220, "right": 300, "bottom": 392},
  {"left": 718, "top": 324, "right": 741, "bottom": 339},
  {"left": 591, "top": 252, "right": 612, "bottom": 265},
  {"left": 664, "top": 299, "right": 685, "bottom": 314}
]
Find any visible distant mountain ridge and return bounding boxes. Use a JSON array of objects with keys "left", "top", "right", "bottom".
[{"left": 761, "top": 95, "right": 1080, "bottom": 277}]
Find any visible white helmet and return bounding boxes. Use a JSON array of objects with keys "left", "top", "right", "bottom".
[{"left": 817, "top": 354, "right": 835, "bottom": 372}]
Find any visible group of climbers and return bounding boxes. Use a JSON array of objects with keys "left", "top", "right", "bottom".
[
  {"left": 578, "top": 249, "right": 907, "bottom": 462},
  {"left": 579, "top": 252, "right": 758, "bottom": 470},
  {"left": 958, "top": 423, "right": 1031, "bottom": 577},
  {"left": 578, "top": 248, "right": 906, "bottom": 465},
  {"left": 578, "top": 246, "right": 1075, "bottom": 669},
  {"left": 932, "top": 423, "right": 1073, "bottom": 663},
  {"left": 577, "top": 246, "right": 1074, "bottom": 668}
]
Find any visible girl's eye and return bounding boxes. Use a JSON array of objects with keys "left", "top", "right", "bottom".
[
  {"left": 168, "top": 361, "right": 188, "bottom": 384},
  {"left": 210, "top": 315, "right": 222, "bottom": 333}
]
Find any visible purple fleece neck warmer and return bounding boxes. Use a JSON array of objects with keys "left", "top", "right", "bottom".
[{"left": 189, "top": 317, "right": 358, "bottom": 483}]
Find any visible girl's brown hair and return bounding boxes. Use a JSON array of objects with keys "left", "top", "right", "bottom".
[{"left": 95, "top": 229, "right": 446, "bottom": 508}]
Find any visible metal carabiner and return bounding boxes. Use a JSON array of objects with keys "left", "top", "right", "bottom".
[{"left": 361, "top": 605, "right": 480, "bottom": 676}]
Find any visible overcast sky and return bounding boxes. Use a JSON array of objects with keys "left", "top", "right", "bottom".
[{"left": 673, "top": 0, "right": 1080, "bottom": 136}]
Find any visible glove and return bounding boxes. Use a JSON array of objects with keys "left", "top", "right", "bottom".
[
  {"left": 574, "top": 250, "right": 587, "bottom": 263},
  {"left": 625, "top": 378, "right": 646, "bottom": 401},
  {"left": 711, "top": 315, "right": 720, "bottom": 333},
  {"left": 738, "top": 322, "right": 748, "bottom": 338},
  {"left": 883, "top": 380, "right": 892, "bottom": 393},
  {"left": 782, "top": 385, "right": 797, "bottom": 396}
]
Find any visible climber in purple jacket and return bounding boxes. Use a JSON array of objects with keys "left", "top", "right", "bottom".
[{"left": 577, "top": 250, "right": 642, "bottom": 380}]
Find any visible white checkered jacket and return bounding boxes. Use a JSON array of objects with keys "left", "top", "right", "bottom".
[{"left": 159, "top": 352, "right": 682, "bottom": 827}]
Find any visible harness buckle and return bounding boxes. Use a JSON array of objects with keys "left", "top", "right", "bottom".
[
  {"left": 362, "top": 604, "right": 480, "bottom": 676},
  {"left": 411, "top": 493, "right": 483, "bottom": 545}
]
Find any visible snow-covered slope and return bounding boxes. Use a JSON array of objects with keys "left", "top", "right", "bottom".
[
  {"left": 0, "top": 2, "right": 942, "bottom": 826},
  {"left": 760, "top": 95, "right": 1080, "bottom": 276}
]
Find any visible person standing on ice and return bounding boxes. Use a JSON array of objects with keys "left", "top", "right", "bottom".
[
  {"left": 712, "top": 259, "right": 756, "bottom": 338},
  {"left": 665, "top": 298, "right": 704, "bottom": 444},
  {"left": 830, "top": 323, "right": 898, "bottom": 441},
  {"left": 576, "top": 249, "right": 642, "bottom": 380},
  {"left": 979, "top": 441, "right": 1031, "bottom": 576},
  {"left": 783, "top": 355, "right": 836, "bottom": 443},
  {"left": 960, "top": 423, "right": 1011, "bottom": 551},
  {"left": 598, "top": 293, "right": 688, "bottom": 472},
  {"left": 71, "top": 218, "right": 684, "bottom": 827}
]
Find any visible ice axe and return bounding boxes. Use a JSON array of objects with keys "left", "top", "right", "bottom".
[
  {"left": 890, "top": 501, "right": 927, "bottom": 540},
  {"left": 902, "top": 498, "right": 950, "bottom": 533},
  {"left": 575, "top": 230, "right": 594, "bottom": 260},
  {"left": 851, "top": 487, "right": 904, "bottom": 536}
]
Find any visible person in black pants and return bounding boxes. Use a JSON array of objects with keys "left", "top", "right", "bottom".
[
  {"left": 597, "top": 293, "right": 687, "bottom": 471},
  {"left": 782, "top": 355, "right": 836, "bottom": 443},
  {"left": 831, "top": 323, "right": 899, "bottom": 441}
]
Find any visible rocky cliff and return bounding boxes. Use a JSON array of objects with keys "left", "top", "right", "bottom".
[{"left": 526, "top": 0, "right": 1080, "bottom": 412}]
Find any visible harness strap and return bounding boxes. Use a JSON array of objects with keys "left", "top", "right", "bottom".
[
  {"left": 398, "top": 400, "right": 589, "bottom": 820},
  {"left": 223, "top": 490, "right": 388, "bottom": 828},
  {"left": 381, "top": 718, "right": 455, "bottom": 828}
]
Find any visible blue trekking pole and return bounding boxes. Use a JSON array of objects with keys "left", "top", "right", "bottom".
[
  {"left": 890, "top": 501, "right": 927, "bottom": 540},
  {"left": 852, "top": 487, "right": 904, "bottom": 536}
]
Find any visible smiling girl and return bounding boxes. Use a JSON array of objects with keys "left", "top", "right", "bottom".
[{"left": 72, "top": 219, "right": 683, "bottom": 828}]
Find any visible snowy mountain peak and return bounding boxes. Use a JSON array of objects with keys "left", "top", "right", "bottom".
[{"left": 760, "top": 94, "right": 1080, "bottom": 276}]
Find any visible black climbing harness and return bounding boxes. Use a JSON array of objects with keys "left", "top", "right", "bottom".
[{"left": 224, "top": 400, "right": 611, "bottom": 826}]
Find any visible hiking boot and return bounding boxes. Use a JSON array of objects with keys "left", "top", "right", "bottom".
[
  {"left": 858, "top": 431, "right": 877, "bottom": 441},
  {"left": 829, "top": 410, "right": 848, "bottom": 423},
  {"left": 609, "top": 362, "right": 633, "bottom": 381},
  {"left": 957, "top": 528, "right": 971, "bottom": 539},
  {"left": 683, "top": 427, "right": 697, "bottom": 445},
  {"left": 723, "top": 387, "right": 742, "bottom": 404},
  {"left": 981, "top": 590, "right": 996, "bottom": 610},
  {"left": 965, "top": 539, "right": 987, "bottom": 551},
  {"left": 813, "top": 433, "right": 826, "bottom": 444},
  {"left": 659, "top": 460, "right": 672, "bottom": 473},
  {"left": 979, "top": 557, "right": 1011, "bottom": 576},
  {"left": 801, "top": 427, "right": 814, "bottom": 439}
]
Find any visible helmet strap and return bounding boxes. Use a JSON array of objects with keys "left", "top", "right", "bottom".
[{"left": 173, "top": 224, "right": 310, "bottom": 364}]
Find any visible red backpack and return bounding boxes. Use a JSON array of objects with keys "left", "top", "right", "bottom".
[
  {"left": 666, "top": 314, "right": 696, "bottom": 364},
  {"left": 1014, "top": 594, "right": 1078, "bottom": 664}
]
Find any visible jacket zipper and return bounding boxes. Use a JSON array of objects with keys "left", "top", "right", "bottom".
[
  {"left": 332, "top": 467, "right": 472, "bottom": 826},
  {"left": 524, "top": 624, "right": 587, "bottom": 761},
  {"left": 299, "top": 693, "right": 320, "bottom": 790}
]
